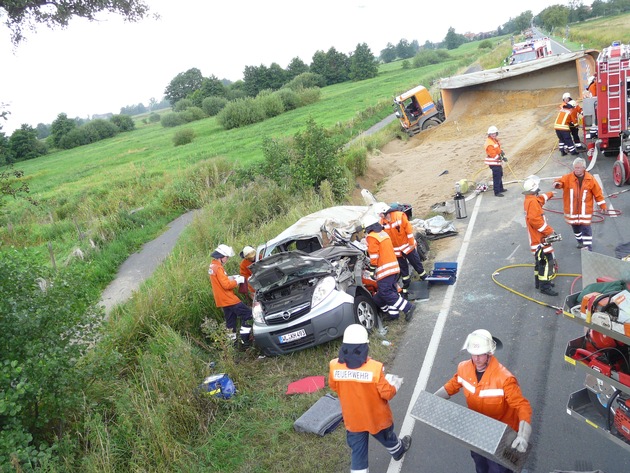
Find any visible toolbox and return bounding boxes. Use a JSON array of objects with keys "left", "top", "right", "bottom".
[{"left": 426, "top": 261, "right": 458, "bottom": 285}]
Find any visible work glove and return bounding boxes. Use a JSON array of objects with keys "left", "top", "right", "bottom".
[
  {"left": 385, "top": 374, "right": 403, "bottom": 392},
  {"left": 553, "top": 181, "right": 562, "bottom": 189},
  {"left": 511, "top": 420, "right": 532, "bottom": 453},
  {"left": 367, "top": 265, "right": 377, "bottom": 279},
  {"left": 233, "top": 275, "right": 245, "bottom": 285},
  {"left": 499, "top": 151, "right": 507, "bottom": 162},
  {"left": 434, "top": 386, "right": 451, "bottom": 400}
]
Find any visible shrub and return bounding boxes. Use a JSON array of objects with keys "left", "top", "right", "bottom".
[
  {"left": 296, "top": 87, "right": 321, "bottom": 106},
  {"left": 173, "top": 98, "right": 193, "bottom": 112},
  {"left": 257, "top": 92, "right": 285, "bottom": 118},
  {"left": 110, "top": 114, "right": 136, "bottom": 132},
  {"left": 180, "top": 106, "right": 206, "bottom": 123},
  {"left": 342, "top": 147, "right": 368, "bottom": 177},
  {"left": 284, "top": 72, "right": 326, "bottom": 90},
  {"left": 58, "top": 128, "right": 90, "bottom": 149},
  {"left": 402, "top": 59, "right": 411, "bottom": 69},
  {"left": 173, "top": 128, "right": 195, "bottom": 146},
  {"left": 201, "top": 96, "right": 228, "bottom": 116},
  {"left": 275, "top": 88, "right": 299, "bottom": 110},
  {"left": 478, "top": 39, "right": 493, "bottom": 49},
  {"left": 413, "top": 49, "right": 451, "bottom": 68},
  {"left": 160, "top": 112, "right": 186, "bottom": 128},
  {"left": 149, "top": 112, "right": 161, "bottom": 123},
  {"left": 216, "top": 97, "right": 265, "bottom": 130},
  {"left": 84, "top": 119, "right": 119, "bottom": 140}
]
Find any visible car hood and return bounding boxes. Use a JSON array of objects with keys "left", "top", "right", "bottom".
[{"left": 249, "top": 251, "right": 333, "bottom": 293}]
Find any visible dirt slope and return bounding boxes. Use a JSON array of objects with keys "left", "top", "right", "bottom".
[{"left": 357, "top": 88, "right": 569, "bottom": 217}]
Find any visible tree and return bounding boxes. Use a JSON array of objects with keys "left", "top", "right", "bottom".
[
  {"left": 35, "top": 122, "right": 50, "bottom": 139},
  {"left": 309, "top": 50, "right": 328, "bottom": 79},
  {"left": 286, "top": 57, "right": 309, "bottom": 79},
  {"left": 349, "top": 43, "right": 378, "bottom": 81},
  {"left": 1, "top": 0, "right": 152, "bottom": 45},
  {"left": 267, "top": 62, "right": 287, "bottom": 90},
  {"left": 539, "top": 5, "right": 570, "bottom": 31},
  {"left": 323, "top": 47, "right": 349, "bottom": 85},
  {"left": 243, "top": 64, "right": 270, "bottom": 96},
  {"left": 443, "top": 27, "right": 466, "bottom": 50},
  {"left": 8, "top": 124, "right": 46, "bottom": 161},
  {"left": 396, "top": 39, "right": 415, "bottom": 59},
  {"left": 50, "top": 113, "right": 76, "bottom": 148},
  {"left": 164, "top": 68, "right": 204, "bottom": 105},
  {"left": 380, "top": 42, "right": 397, "bottom": 63}
]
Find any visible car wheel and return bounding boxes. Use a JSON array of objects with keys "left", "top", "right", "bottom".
[{"left": 354, "top": 294, "right": 377, "bottom": 332}]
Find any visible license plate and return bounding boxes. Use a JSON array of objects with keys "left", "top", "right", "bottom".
[{"left": 279, "top": 329, "right": 307, "bottom": 344}]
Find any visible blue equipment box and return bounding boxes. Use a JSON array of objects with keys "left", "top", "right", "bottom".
[{"left": 427, "top": 262, "right": 457, "bottom": 285}]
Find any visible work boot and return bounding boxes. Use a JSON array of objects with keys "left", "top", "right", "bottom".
[
  {"left": 495, "top": 193, "right": 504, "bottom": 197},
  {"left": 393, "top": 435, "right": 412, "bottom": 461},
  {"left": 540, "top": 286, "right": 559, "bottom": 296},
  {"left": 404, "top": 303, "right": 416, "bottom": 322},
  {"left": 534, "top": 275, "right": 539, "bottom": 289},
  {"left": 576, "top": 242, "right": 585, "bottom": 249}
]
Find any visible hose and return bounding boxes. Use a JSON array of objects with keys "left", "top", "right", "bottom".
[{"left": 492, "top": 263, "right": 581, "bottom": 312}]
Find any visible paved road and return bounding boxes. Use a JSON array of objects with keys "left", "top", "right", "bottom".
[{"left": 368, "top": 151, "right": 630, "bottom": 472}]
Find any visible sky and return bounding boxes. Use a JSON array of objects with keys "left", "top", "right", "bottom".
[{"left": 0, "top": 0, "right": 568, "bottom": 135}]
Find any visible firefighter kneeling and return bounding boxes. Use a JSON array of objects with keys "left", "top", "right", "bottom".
[{"left": 522, "top": 175, "right": 561, "bottom": 297}]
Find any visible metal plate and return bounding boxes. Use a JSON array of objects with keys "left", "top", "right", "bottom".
[
  {"left": 411, "top": 390, "right": 528, "bottom": 472},
  {"left": 582, "top": 250, "right": 630, "bottom": 288}
]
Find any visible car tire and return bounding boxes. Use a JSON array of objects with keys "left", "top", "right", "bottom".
[{"left": 354, "top": 294, "right": 378, "bottom": 332}]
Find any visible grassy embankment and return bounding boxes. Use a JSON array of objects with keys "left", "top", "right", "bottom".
[{"left": 3, "top": 39, "right": 511, "bottom": 473}]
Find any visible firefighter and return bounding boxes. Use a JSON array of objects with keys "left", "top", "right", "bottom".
[
  {"left": 484, "top": 126, "right": 508, "bottom": 197},
  {"left": 363, "top": 213, "right": 416, "bottom": 321},
  {"left": 553, "top": 157, "right": 607, "bottom": 251},
  {"left": 208, "top": 244, "right": 253, "bottom": 343},
  {"left": 586, "top": 74, "right": 597, "bottom": 98},
  {"left": 435, "top": 329, "right": 533, "bottom": 473},
  {"left": 329, "top": 324, "right": 411, "bottom": 472},
  {"left": 554, "top": 100, "right": 579, "bottom": 156},
  {"left": 567, "top": 99, "right": 585, "bottom": 150},
  {"left": 374, "top": 202, "right": 427, "bottom": 299},
  {"left": 522, "top": 175, "right": 559, "bottom": 296},
  {"left": 239, "top": 245, "right": 256, "bottom": 303}
]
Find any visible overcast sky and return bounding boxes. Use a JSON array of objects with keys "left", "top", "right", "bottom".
[{"left": 0, "top": 0, "right": 568, "bottom": 135}]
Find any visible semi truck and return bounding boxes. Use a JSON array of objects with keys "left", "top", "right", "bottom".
[{"left": 393, "top": 84, "right": 445, "bottom": 136}]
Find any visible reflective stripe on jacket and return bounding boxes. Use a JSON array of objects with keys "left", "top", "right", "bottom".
[
  {"left": 381, "top": 210, "right": 416, "bottom": 257},
  {"left": 553, "top": 171, "right": 607, "bottom": 225},
  {"left": 524, "top": 192, "right": 554, "bottom": 254},
  {"left": 366, "top": 230, "right": 400, "bottom": 280},
  {"left": 484, "top": 136, "right": 502, "bottom": 166},
  {"left": 208, "top": 259, "right": 240, "bottom": 307},
  {"left": 554, "top": 108, "right": 572, "bottom": 131},
  {"left": 329, "top": 357, "right": 396, "bottom": 434},
  {"left": 444, "top": 356, "right": 532, "bottom": 431}
]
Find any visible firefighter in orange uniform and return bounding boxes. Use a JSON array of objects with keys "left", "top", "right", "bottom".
[
  {"left": 208, "top": 244, "right": 253, "bottom": 342},
  {"left": 553, "top": 157, "right": 607, "bottom": 252},
  {"left": 239, "top": 245, "right": 256, "bottom": 302},
  {"left": 435, "top": 329, "right": 533, "bottom": 473},
  {"left": 485, "top": 126, "right": 508, "bottom": 197},
  {"left": 586, "top": 74, "right": 597, "bottom": 98},
  {"left": 363, "top": 213, "right": 416, "bottom": 321},
  {"left": 554, "top": 100, "right": 579, "bottom": 156},
  {"left": 523, "top": 175, "right": 559, "bottom": 296},
  {"left": 374, "top": 202, "right": 427, "bottom": 299},
  {"left": 329, "top": 324, "right": 411, "bottom": 472},
  {"left": 565, "top": 97, "right": 585, "bottom": 150}
]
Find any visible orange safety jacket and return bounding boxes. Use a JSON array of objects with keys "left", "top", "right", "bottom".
[
  {"left": 554, "top": 107, "right": 572, "bottom": 131},
  {"left": 588, "top": 81, "right": 597, "bottom": 97},
  {"left": 524, "top": 192, "right": 555, "bottom": 254},
  {"left": 553, "top": 171, "right": 607, "bottom": 225},
  {"left": 329, "top": 357, "right": 396, "bottom": 434},
  {"left": 240, "top": 258, "right": 254, "bottom": 293},
  {"left": 380, "top": 210, "right": 416, "bottom": 257},
  {"left": 568, "top": 103, "right": 583, "bottom": 126},
  {"left": 484, "top": 136, "right": 502, "bottom": 166},
  {"left": 366, "top": 230, "right": 400, "bottom": 280},
  {"left": 444, "top": 356, "right": 532, "bottom": 432},
  {"left": 208, "top": 258, "right": 240, "bottom": 307}
]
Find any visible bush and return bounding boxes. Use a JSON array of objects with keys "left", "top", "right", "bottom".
[
  {"left": 160, "top": 112, "right": 186, "bottom": 128},
  {"left": 284, "top": 72, "right": 326, "bottom": 90},
  {"left": 275, "top": 88, "right": 299, "bottom": 111},
  {"left": 201, "top": 96, "right": 228, "bottom": 116},
  {"left": 342, "top": 147, "right": 368, "bottom": 177},
  {"left": 257, "top": 91, "right": 285, "bottom": 118},
  {"left": 149, "top": 112, "right": 161, "bottom": 123},
  {"left": 84, "top": 119, "right": 119, "bottom": 140},
  {"left": 173, "top": 128, "right": 196, "bottom": 146},
  {"left": 180, "top": 106, "right": 206, "bottom": 123},
  {"left": 58, "top": 127, "right": 91, "bottom": 149},
  {"left": 216, "top": 97, "right": 265, "bottom": 130},
  {"left": 296, "top": 87, "right": 321, "bottom": 107},
  {"left": 478, "top": 39, "right": 493, "bottom": 49},
  {"left": 110, "top": 114, "right": 136, "bottom": 132},
  {"left": 173, "top": 99, "right": 193, "bottom": 112},
  {"left": 401, "top": 59, "right": 411, "bottom": 69},
  {"left": 413, "top": 49, "right": 451, "bottom": 68}
]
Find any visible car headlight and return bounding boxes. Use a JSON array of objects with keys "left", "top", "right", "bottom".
[
  {"left": 312, "top": 276, "right": 335, "bottom": 308},
  {"left": 252, "top": 301, "right": 265, "bottom": 324}
]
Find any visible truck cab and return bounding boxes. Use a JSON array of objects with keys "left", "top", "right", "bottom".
[{"left": 393, "top": 85, "right": 445, "bottom": 136}]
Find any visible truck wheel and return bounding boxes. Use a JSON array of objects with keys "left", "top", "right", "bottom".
[
  {"left": 354, "top": 295, "right": 377, "bottom": 332},
  {"left": 422, "top": 118, "right": 441, "bottom": 130},
  {"left": 613, "top": 161, "right": 625, "bottom": 187}
]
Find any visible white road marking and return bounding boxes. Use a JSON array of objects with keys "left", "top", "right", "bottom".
[{"left": 387, "top": 192, "right": 484, "bottom": 472}]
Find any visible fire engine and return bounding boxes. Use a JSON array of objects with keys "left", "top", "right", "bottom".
[{"left": 582, "top": 41, "right": 630, "bottom": 187}]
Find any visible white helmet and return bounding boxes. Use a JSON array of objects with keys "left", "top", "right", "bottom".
[
  {"left": 241, "top": 245, "right": 256, "bottom": 259},
  {"left": 343, "top": 324, "right": 369, "bottom": 344},
  {"left": 569, "top": 100, "right": 577, "bottom": 107},
  {"left": 562, "top": 92, "right": 571, "bottom": 100},
  {"left": 462, "top": 329, "right": 496, "bottom": 355},
  {"left": 522, "top": 175, "right": 541, "bottom": 193},
  {"left": 362, "top": 213, "right": 380, "bottom": 229},
  {"left": 588, "top": 75, "right": 595, "bottom": 83},
  {"left": 373, "top": 202, "right": 391, "bottom": 215},
  {"left": 487, "top": 125, "right": 498, "bottom": 135},
  {"left": 215, "top": 244, "right": 235, "bottom": 258}
]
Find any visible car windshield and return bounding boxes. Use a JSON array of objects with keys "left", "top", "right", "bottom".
[{"left": 249, "top": 251, "right": 333, "bottom": 292}]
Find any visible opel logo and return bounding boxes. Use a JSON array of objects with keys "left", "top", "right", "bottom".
[{"left": 282, "top": 311, "right": 291, "bottom": 320}]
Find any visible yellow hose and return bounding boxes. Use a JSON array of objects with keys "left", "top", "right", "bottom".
[{"left": 492, "top": 263, "right": 581, "bottom": 311}]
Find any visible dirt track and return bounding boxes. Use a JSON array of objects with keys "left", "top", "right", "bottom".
[{"left": 357, "top": 88, "right": 572, "bottom": 218}]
